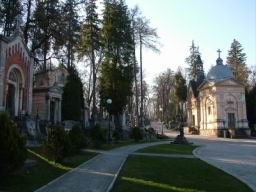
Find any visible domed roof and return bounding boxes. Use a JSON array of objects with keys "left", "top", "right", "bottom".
[{"left": 206, "top": 50, "right": 234, "bottom": 82}]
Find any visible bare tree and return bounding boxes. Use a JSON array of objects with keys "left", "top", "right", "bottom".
[{"left": 134, "top": 12, "right": 160, "bottom": 127}]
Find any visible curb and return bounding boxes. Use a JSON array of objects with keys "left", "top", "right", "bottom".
[
  {"left": 35, "top": 154, "right": 101, "bottom": 192},
  {"left": 106, "top": 157, "right": 127, "bottom": 192},
  {"left": 193, "top": 146, "right": 256, "bottom": 192}
]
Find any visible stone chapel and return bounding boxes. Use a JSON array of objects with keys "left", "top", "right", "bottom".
[{"left": 187, "top": 50, "right": 250, "bottom": 137}]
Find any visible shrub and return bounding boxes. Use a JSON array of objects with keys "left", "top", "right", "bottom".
[
  {"left": 0, "top": 113, "right": 27, "bottom": 175},
  {"left": 156, "top": 133, "right": 169, "bottom": 139},
  {"left": 43, "top": 125, "right": 66, "bottom": 162},
  {"left": 69, "top": 124, "right": 87, "bottom": 152},
  {"left": 131, "top": 127, "right": 142, "bottom": 142},
  {"left": 91, "top": 124, "right": 105, "bottom": 148},
  {"left": 112, "top": 129, "right": 121, "bottom": 143},
  {"left": 63, "top": 133, "right": 75, "bottom": 157}
]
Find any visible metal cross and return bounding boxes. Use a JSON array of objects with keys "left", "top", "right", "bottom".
[{"left": 217, "top": 49, "right": 222, "bottom": 58}]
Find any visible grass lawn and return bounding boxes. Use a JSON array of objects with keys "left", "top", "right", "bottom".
[
  {"left": 92, "top": 139, "right": 163, "bottom": 151},
  {"left": 137, "top": 144, "right": 197, "bottom": 155},
  {"left": 112, "top": 155, "right": 252, "bottom": 192},
  {"left": 0, "top": 148, "right": 96, "bottom": 192}
]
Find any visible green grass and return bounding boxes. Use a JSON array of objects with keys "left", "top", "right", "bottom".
[
  {"left": 112, "top": 155, "right": 252, "bottom": 192},
  {"left": 92, "top": 139, "right": 161, "bottom": 151},
  {"left": 0, "top": 148, "right": 96, "bottom": 192},
  {"left": 137, "top": 144, "right": 197, "bottom": 155}
]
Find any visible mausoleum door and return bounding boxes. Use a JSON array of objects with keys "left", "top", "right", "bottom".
[
  {"left": 6, "top": 84, "right": 15, "bottom": 117},
  {"left": 50, "top": 101, "right": 55, "bottom": 123},
  {"left": 228, "top": 113, "right": 235, "bottom": 128},
  {"left": 6, "top": 68, "right": 24, "bottom": 116}
]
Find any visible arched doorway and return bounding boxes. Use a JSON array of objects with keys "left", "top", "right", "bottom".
[{"left": 6, "top": 67, "right": 24, "bottom": 117}]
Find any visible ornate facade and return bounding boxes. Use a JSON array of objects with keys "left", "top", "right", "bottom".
[
  {"left": 187, "top": 51, "right": 250, "bottom": 137},
  {"left": 0, "top": 32, "right": 33, "bottom": 117},
  {"left": 32, "top": 66, "right": 69, "bottom": 124}
]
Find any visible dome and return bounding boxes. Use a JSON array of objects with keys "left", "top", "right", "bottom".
[
  {"left": 206, "top": 49, "right": 234, "bottom": 82},
  {"left": 206, "top": 64, "right": 234, "bottom": 82}
]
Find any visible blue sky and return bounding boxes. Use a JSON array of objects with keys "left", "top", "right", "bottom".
[{"left": 125, "top": 0, "right": 256, "bottom": 85}]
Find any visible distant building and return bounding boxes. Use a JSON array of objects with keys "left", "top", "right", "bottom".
[
  {"left": 32, "top": 66, "right": 69, "bottom": 124},
  {"left": 187, "top": 50, "right": 250, "bottom": 137},
  {"left": 0, "top": 32, "right": 33, "bottom": 117}
]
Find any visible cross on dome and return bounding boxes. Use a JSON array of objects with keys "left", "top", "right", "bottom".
[{"left": 217, "top": 49, "right": 222, "bottom": 58}]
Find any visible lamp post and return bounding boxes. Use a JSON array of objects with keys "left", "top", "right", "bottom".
[
  {"left": 107, "top": 98, "right": 112, "bottom": 144},
  {"left": 159, "top": 107, "right": 163, "bottom": 135}
]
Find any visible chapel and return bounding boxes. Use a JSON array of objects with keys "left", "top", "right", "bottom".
[
  {"left": 0, "top": 29, "right": 33, "bottom": 117},
  {"left": 187, "top": 50, "right": 250, "bottom": 137}
]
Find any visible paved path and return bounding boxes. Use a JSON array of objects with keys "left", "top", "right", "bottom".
[
  {"left": 165, "top": 130, "right": 256, "bottom": 192},
  {"left": 35, "top": 141, "right": 169, "bottom": 192}
]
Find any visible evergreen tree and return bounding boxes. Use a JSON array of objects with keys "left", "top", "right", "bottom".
[
  {"left": 175, "top": 70, "right": 187, "bottom": 103},
  {"left": 23, "top": 0, "right": 34, "bottom": 45},
  {"left": 55, "top": 0, "right": 80, "bottom": 69},
  {"left": 185, "top": 41, "right": 203, "bottom": 81},
  {"left": 0, "top": 0, "right": 22, "bottom": 36},
  {"left": 226, "top": 39, "right": 249, "bottom": 85},
  {"left": 246, "top": 85, "right": 256, "bottom": 132},
  {"left": 80, "top": 0, "right": 101, "bottom": 126},
  {"left": 62, "top": 67, "right": 84, "bottom": 121},
  {"left": 31, "top": 0, "right": 62, "bottom": 71},
  {"left": 99, "top": 0, "right": 134, "bottom": 128}
]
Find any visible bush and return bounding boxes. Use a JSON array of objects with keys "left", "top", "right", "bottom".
[
  {"left": 131, "top": 127, "right": 142, "bottom": 142},
  {"left": 91, "top": 124, "right": 105, "bottom": 148},
  {"left": 63, "top": 133, "right": 75, "bottom": 157},
  {"left": 156, "top": 133, "right": 169, "bottom": 139},
  {"left": 69, "top": 124, "right": 87, "bottom": 152},
  {"left": 112, "top": 129, "right": 121, "bottom": 143},
  {"left": 0, "top": 113, "right": 27, "bottom": 175},
  {"left": 43, "top": 125, "right": 66, "bottom": 162}
]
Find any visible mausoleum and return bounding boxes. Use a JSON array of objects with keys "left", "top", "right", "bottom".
[{"left": 187, "top": 50, "right": 250, "bottom": 137}]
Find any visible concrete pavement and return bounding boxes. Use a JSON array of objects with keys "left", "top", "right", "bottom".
[
  {"left": 165, "top": 130, "right": 256, "bottom": 192},
  {"left": 35, "top": 141, "right": 169, "bottom": 192}
]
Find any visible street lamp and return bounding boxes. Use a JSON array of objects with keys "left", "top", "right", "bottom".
[
  {"left": 107, "top": 98, "right": 112, "bottom": 144},
  {"left": 159, "top": 107, "right": 163, "bottom": 135}
]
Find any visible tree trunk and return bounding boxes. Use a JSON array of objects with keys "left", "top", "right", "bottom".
[
  {"left": 133, "top": 29, "right": 139, "bottom": 126},
  {"left": 91, "top": 22, "right": 96, "bottom": 127},
  {"left": 139, "top": 34, "right": 144, "bottom": 127},
  {"left": 23, "top": 0, "right": 32, "bottom": 45}
]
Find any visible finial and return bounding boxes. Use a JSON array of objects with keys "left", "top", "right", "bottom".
[
  {"left": 15, "top": 13, "right": 22, "bottom": 33},
  {"left": 192, "top": 40, "right": 195, "bottom": 51},
  {"left": 217, "top": 49, "right": 221, "bottom": 58},
  {"left": 216, "top": 49, "right": 223, "bottom": 65}
]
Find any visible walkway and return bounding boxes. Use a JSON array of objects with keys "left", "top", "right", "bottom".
[
  {"left": 35, "top": 141, "right": 169, "bottom": 192},
  {"left": 192, "top": 137, "right": 256, "bottom": 192},
  {"left": 165, "top": 130, "right": 256, "bottom": 192}
]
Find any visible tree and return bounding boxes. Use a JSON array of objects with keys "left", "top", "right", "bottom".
[
  {"left": 99, "top": 0, "right": 134, "bottom": 129},
  {"left": 22, "top": 0, "right": 34, "bottom": 44},
  {"left": 129, "top": 6, "right": 140, "bottom": 126},
  {"left": 174, "top": 70, "right": 187, "bottom": 120},
  {"left": 153, "top": 69, "right": 175, "bottom": 124},
  {"left": 246, "top": 85, "right": 256, "bottom": 132},
  {"left": 62, "top": 67, "right": 84, "bottom": 121},
  {"left": 31, "top": 0, "right": 62, "bottom": 71},
  {"left": 55, "top": 0, "right": 81, "bottom": 69},
  {"left": 174, "top": 70, "right": 187, "bottom": 103},
  {"left": 134, "top": 14, "right": 159, "bottom": 127},
  {"left": 80, "top": 0, "right": 101, "bottom": 126},
  {"left": 0, "top": 0, "right": 22, "bottom": 36},
  {"left": 185, "top": 41, "right": 203, "bottom": 81},
  {"left": 226, "top": 39, "right": 249, "bottom": 85}
]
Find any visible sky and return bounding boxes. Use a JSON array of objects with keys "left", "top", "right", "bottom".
[{"left": 124, "top": 0, "right": 256, "bottom": 86}]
